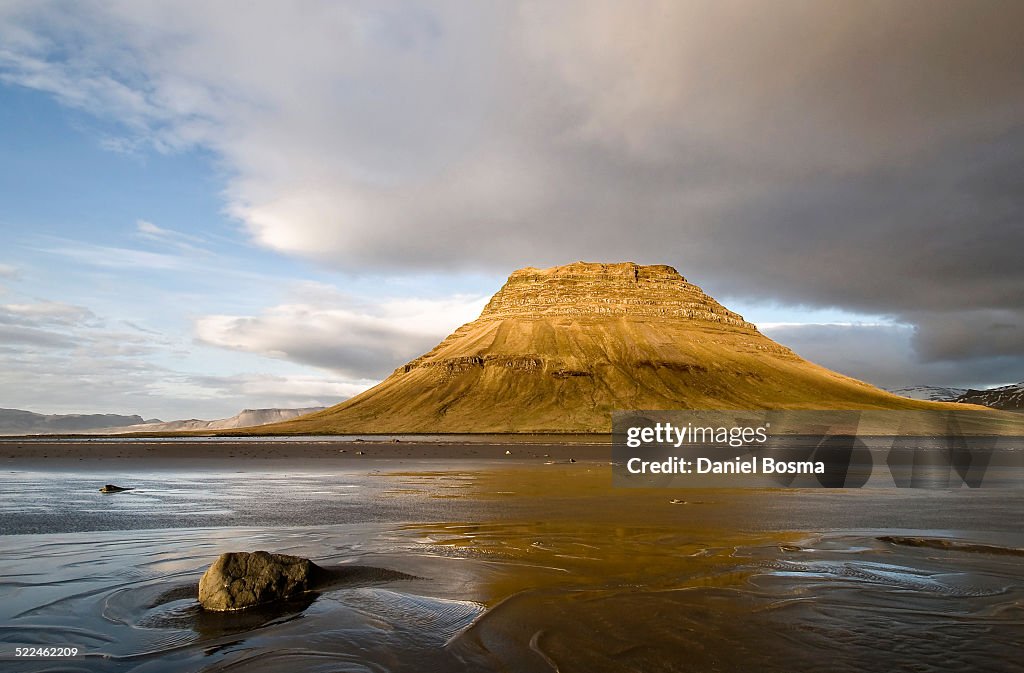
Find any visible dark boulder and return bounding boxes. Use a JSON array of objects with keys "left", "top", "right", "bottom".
[{"left": 198, "top": 551, "right": 324, "bottom": 611}]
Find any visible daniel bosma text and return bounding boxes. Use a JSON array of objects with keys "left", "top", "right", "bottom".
[{"left": 626, "top": 456, "right": 825, "bottom": 475}]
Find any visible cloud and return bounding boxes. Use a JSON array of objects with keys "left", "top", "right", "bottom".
[
  {"left": 762, "top": 323, "right": 1024, "bottom": 389},
  {"left": 0, "top": 348, "right": 355, "bottom": 419},
  {"left": 0, "top": 294, "right": 362, "bottom": 418},
  {"left": 1, "top": 0, "right": 1022, "bottom": 373},
  {"left": 195, "top": 290, "right": 488, "bottom": 378},
  {"left": 178, "top": 373, "right": 370, "bottom": 409},
  {"left": 39, "top": 241, "right": 190, "bottom": 271},
  {"left": 0, "top": 300, "right": 172, "bottom": 415},
  {"left": 0, "top": 300, "right": 160, "bottom": 355},
  {"left": 0, "top": 263, "right": 18, "bottom": 279},
  {"left": 135, "top": 220, "right": 163, "bottom": 236},
  {"left": 0, "top": 301, "right": 100, "bottom": 349},
  {"left": 0, "top": 300, "right": 96, "bottom": 326},
  {"left": 907, "top": 309, "right": 1024, "bottom": 362},
  {"left": 0, "top": 324, "right": 78, "bottom": 349},
  {"left": 135, "top": 219, "right": 210, "bottom": 254}
]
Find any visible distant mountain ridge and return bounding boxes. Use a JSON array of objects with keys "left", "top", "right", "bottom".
[
  {"left": 0, "top": 408, "right": 159, "bottom": 436},
  {"left": 886, "top": 386, "right": 968, "bottom": 402},
  {"left": 0, "top": 407, "right": 324, "bottom": 436},
  {"left": 955, "top": 383, "right": 1024, "bottom": 412},
  {"left": 887, "top": 383, "right": 1024, "bottom": 411},
  {"left": 103, "top": 407, "right": 327, "bottom": 433}
]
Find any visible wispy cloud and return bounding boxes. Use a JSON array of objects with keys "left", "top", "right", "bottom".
[
  {"left": 1, "top": 300, "right": 97, "bottom": 326},
  {"left": 178, "top": 373, "right": 370, "bottom": 408},
  {"left": 38, "top": 241, "right": 190, "bottom": 271},
  {"left": 0, "top": 324, "right": 79, "bottom": 349},
  {"left": 33, "top": 234, "right": 294, "bottom": 288},
  {"left": 195, "top": 288, "right": 488, "bottom": 378},
  {"left": 0, "top": 292, "right": 361, "bottom": 417},
  {"left": 135, "top": 219, "right": 211, "bottom": 255}
]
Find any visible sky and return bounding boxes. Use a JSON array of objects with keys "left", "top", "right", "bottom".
[{"left": 0, "top": 0, "right": 1022, "bottom": 420}]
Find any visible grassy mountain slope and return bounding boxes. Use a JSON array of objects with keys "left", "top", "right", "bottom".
[{"left": 246, "top": 262, "right": 984, "bottom": 434}]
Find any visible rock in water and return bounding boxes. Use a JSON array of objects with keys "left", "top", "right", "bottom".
[
  {"left": 198, "top": 551, "right": 323, "bottom": 611},
  {"left": 99, "top": 484, "right": 131, "bottom": 493}
]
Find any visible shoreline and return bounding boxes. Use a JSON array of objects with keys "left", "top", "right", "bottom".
[{"left": 0, "top": 438, "right": 613, "bottom": 470}]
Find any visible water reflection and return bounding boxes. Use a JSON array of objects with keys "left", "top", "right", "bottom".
[{"left": 0, "top": 466, "right": 1021, "bottom": 672}]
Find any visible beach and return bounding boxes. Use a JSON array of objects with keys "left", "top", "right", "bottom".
[
  {"left": 0, "top": 437, "right": 610, "bottom": 470},
  {"left": 1, "top": 439, "right": 1022, "bottom": 672}
]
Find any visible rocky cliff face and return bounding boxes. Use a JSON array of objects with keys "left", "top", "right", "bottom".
[
  {"left": 400, "top": 262, "right": 782, "bottom": 382},
  {"left": 479, "top": 262, "right": 755, "bottom": 326},
  {"left": 253, "top": 261, "right": 967, "bottom": 434}
]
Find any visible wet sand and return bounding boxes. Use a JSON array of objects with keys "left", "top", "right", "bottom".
[
  {"left": 1, "top": 441, "right": 1022, "bottom": 672},
  {"left": 0, "top": 437, "right": 610, "bottom": 470}
]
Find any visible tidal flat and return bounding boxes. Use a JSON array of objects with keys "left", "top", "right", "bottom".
[{"left": 1, "top": 439, "right": 1022, "bottom": 672}]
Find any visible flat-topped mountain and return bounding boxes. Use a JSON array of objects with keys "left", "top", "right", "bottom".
[
  {"left": 0, "top": 407, "right": 324, "bottom": 436},
  {"left": 0, "top": 408, "right": 159, "bottom": 436},
  {"left": 253, "top": 262, "right": 971, "bottom": 434},
  {"left": 96, "top": 407, "right": 327, "bottom": 434},
  {"left": 478, "top": 263, "right": 755, "bottom": 326}
]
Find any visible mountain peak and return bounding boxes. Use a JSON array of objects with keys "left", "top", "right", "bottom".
[
  {"left": 508, "top": 261, "right": 679, "bottom": 281},
  {"left": 480, "top": 261, "right": 754, "bottom": 328}
]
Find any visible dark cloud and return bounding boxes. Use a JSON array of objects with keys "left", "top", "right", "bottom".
[
  {"left": 908, "top": 310, "right": 1024, "bottom": 362},
  {"left": 2, "top": 0, "right": 1022, "bottom": 380},
  {"left": 762, "top": 323, "right": 1024, "bottom": 389}
]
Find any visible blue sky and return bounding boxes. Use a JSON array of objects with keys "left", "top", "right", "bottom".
[
  {"left": 1, "top": 2, "right": 1021, "bottom": 419},
  {"left": 0, "top": 85, "right": 504, "bottom": 417}
]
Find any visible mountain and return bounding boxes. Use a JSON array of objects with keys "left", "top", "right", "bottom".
[
  {"left": 955, "top": 383, "right": 1024, "bottom": 412},
  {"left": 0, "top": 408, "right": 159, "bottom": 436},
  {"left": 887, "top": 386, "right": 968, "bottom": 402},
  {"left": 250, "top": 262, "right": 967, "bottom": 435},
  {"left": 88, "top": 407, "right": 327, "bottom": 434},
  {"left": 0, "top": 407, "right": 324, "bottom": 436}
]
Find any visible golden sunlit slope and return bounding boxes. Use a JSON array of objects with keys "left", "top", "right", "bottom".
[{"left": 250, "top": 262, "right": 978, "bottom": 434}]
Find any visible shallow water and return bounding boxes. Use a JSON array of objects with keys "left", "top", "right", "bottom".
[{"left": 1, "top": 462, "right": 1022, "bottom": 672}]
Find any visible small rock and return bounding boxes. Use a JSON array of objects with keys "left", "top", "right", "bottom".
[
  {"left": 198, "top": 551, "right": 323, "bottom": 611},
  {"left": 99, "top": 484, "right": 132, "bottom": 493},
  {"left": 568, "top": 458, "right": 576, "bottom": 463},
  {"left": 669, "top": 498, "right": 686, "bottom": 505},
  {"left": 355, "top": 450, "right": 365, "bottom": 455},
  {"left": 505, "top": 450, "right": 512, "bottom": 455}
]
